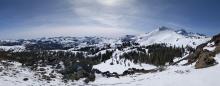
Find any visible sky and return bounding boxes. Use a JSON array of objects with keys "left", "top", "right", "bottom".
[{"left": 0, "top": 0, "right": 220, "bottom": 39}]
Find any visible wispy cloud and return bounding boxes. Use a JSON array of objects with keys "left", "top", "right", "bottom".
[
  {"left": 1, "top": 0, "right": 217, "bottom": 39},
  {"left": 12, "top": 25, "right": 141, "bottom": 39},
  {"left": 68, "top": 0, "right": 138, "bottom": 28}
]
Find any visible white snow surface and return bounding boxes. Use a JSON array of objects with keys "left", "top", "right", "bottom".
[
  {"left": 135, "top": 28, "right": 210, "bottom": 48},
  {"left": 93, "top": 49, "right": 156, "bottom": 74},
  {"left": 93, "top": 58, "right": 156, "bottom": 74},
  {"left": 2, "top": 53, "right": 220, "bottom": 86},
  {"left": 89, "top": 53, "right": 220, "bottom": 86},
  {"left": 0, "top": 45, "right": 25, "bottom": 52},
  {"left": 203, "top": 42, "right": 216, "bottom": 51},
  {"left": 0, "top": 61, "right": 87, "bottom": 86}
]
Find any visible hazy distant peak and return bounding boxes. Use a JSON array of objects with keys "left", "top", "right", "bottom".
[{"left": 157, "top": 26, "right": 173, "bottom": 31}]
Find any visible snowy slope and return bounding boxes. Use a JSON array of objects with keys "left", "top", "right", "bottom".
[
  {"left": 88, "top": 53, "right": 220, "bottom": 86},
  {"left": 203, "top": 42, "right": 216, "bottom": 51},
  {"left": 93, "top": 49, "right": 156, "bottom": 74},
  {"left": 0, "top": 45, "right": 25, "bottom": 52},
  {"left": 0, "top": 61, "right": 74, "bottom": 86},
  {"left": 1, "top": 53, "right": 220, "bottom": 86},
  {"left": 134, "top": 27, "right": 210, "bottom": 48}
]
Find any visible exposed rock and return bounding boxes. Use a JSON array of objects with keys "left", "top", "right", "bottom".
[
  {"left": 49, "top": 73, "right": 56, "bottom": 78},
  {"left": 76, "top": 69, "right": 87, "bottom": 79},
  {"left": 84, "top": 73, "right": 96, "bottom": 83},
  {"left": 38, "top": 68, "right": 46, "bottom": 71},
  {"left": 42, "top": 75, "right": 51, "bottom": 81},
  {"left": 211, "top": 33, "right": 220, "bottom": 54},
  {"left": 92, "top": 69, "right": 102, "bottom": 74},
  {"left": 212, "top": 33, "right": 220, "bottom": 46},
  {"left": 23, "top": 78, "right": 29, "bottom": 81},
  {"left": 215, "top": 46, "right": 220, "bottom": 54},
  {"left": 185, "top": 33, "right": 220, "bottom": 68},
  {"left": 68, "top": 73, "right": 80, "bottom": 81},
  {"left": 0, "top": 67, "right": 3, "bottom": 72},
  {"left": 195, "top": 50, "right": 217, "bottom": 69}
]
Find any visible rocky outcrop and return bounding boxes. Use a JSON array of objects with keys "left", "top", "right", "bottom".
[
  {"left": 195, "top": 50, "right": 217, "bottom": 69},
  {"left": 186, "top": 43, "right": 208, "bottom": 65},
  {"left": 184, "top": 33, "right": 220, "bottom": 69},
  {"left": 213, "top": 33, "right": 220, "bottom": 54},
  {"left": 212, "top": 33, "right": 220, "bottom": 46}
]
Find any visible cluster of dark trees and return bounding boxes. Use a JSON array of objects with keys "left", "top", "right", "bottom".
[
  {"left": 76, "top": 46, "right": 108, "bottom": 55},
  {"left": 117, "top": 42, "right": 140, "bottom": 50},
  {"left": 0, "top": 49, "right": 113, "bottom": 83},
  {"left": 25, "top": 42, "right": 111, "bottom": 55},
  {"left": 120, "top": 44, "right": 185, "bottom": 66},
  {"left": 25, "top": 42, "right": 68, "bottom": 50}
]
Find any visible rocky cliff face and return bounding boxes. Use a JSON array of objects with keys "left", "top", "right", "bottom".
[
  {"left": 213, "top": 33, "right": 220, "bottom": 53},
  {"left": 195, "top": 50, "right": 216, "bottom": 69},
  {"left": 186, "top": 33, "right": 220, "bottom": 69}
]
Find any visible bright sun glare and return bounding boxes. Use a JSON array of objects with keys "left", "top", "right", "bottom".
[{"left": 97, "top": 0, "right": 122, "bottom": 6}]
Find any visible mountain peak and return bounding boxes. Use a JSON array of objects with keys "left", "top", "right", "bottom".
[
  {"left": 175, "top": 29, "right": 207, "bottom": 37},
  {"left": 175, "top": 29, "right": 188, "bottom": 35},
  {"left": 157, "top": 26, "right": 173, "bottom": 31}
]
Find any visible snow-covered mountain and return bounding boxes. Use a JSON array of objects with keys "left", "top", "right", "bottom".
[{"left": 133, "top": 26, "right": 210, "bottom": 48}]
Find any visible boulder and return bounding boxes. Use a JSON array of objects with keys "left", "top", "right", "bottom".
[
  {"left": 212, "top": 33, "right": 220, "bottom": 45},
  {"left": 195, "top": 50, "right": 217, "bottom": 69},
  {"left": 23, "top": 78, "right": 29, "bottom": 81},
  {"left": 214, "top": 46, "right": 220, "bottom": 54}
]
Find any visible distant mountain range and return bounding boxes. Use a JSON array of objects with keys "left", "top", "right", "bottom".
[{"left": 0, "top": 26, "right": 210, "bottom": 51}]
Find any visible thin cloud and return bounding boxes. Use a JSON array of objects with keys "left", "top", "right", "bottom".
[
  {"left": 68, "top": 0, "right": 138, "bottom": 27},
  {"left": 14, "top": 25, "right": 142, "bottom": 39}
]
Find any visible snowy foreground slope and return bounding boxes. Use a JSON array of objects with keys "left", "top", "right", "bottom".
[
  {"left": 90, "top": 54, "right": 220, "bottom": 86},
  {"left": 1, "top": 54, "right": 220, "bottom": 86}
]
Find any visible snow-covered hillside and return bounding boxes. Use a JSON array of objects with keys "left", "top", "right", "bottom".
[
  {"left": 1, "top": 53, "right": 220, "bottom": 86},
  {"left": 92, "top": 27, "right": 211, "bottom": 75},
  {"left": 93, "top": 49, "right": 156, "bottom": 74},
  {"left": 134, "top": 27, "right": 210, "bottom": 48},
  {"left": 90, "top": 53, "right": 220, "bottom": 86}
]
